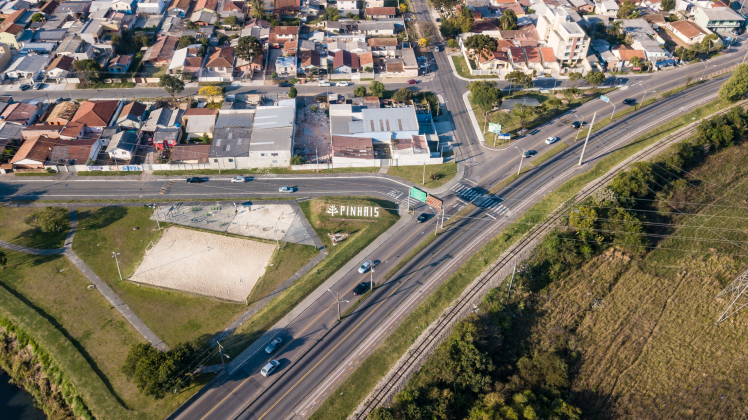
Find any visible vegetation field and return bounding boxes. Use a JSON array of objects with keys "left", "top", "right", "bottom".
[
  {"left": 387, "top": 161, "right": 458, "bottom": 188},
  {"left": 246, "top": 242, "right": 319, "bottom": 305},
  {"left": 0, "top": 205, "right": 69, "bottom": 249}
]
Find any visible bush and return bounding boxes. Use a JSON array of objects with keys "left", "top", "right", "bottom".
[
  {"left": 121, "top": 341, "right": 199, "bottom": 399},
  {"left": 24, "top": 207, "right": 70, "bottom": 233},
  {"left": 288, "top": 87, "right": 298, "bottom": 98},
  {"left": 291, "top": 154, "right": 306, "bottom": 165},
  {"left": 310, "top": 105, "right": 318, "bottom": 112}
]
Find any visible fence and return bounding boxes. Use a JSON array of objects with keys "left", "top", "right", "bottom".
[{"left": 290, "top": 157, "right": 443, "bottom": 171}]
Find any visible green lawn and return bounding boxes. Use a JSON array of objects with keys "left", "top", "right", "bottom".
[
  {"left": 0, "top": 205, "right": 69, "bottom": 249},
  {"left": 246, "top": 242, "right": 319, "bottom": 306},
  {"left": 217, "top": 196, "right": 400, "bottom": 359},
  {"left": 14, "top": 172, "right": 57, "bottom": 176},
  {"left": 71, "top": 207, "right": 246, "bottom": 347},
  {"left": 450, "top": 55, "right": 496, "bottom": 80},
  {"left": 387, "top": 162, "right": 458, "bottom": 189}
]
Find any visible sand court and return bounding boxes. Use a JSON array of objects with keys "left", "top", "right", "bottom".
[
  {"left": 227, "top": 204, "right": 296, "bottom": 240},
  {"left": 130, "top": 227, "right": 276, "bottom": 302}
]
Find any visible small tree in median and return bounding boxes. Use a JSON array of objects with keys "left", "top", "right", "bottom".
[
  {"left": 568, "top": 72, "right": 584, "bottom": 88},
  {"left": 24, "top": 207, "right": 70, "bottom": 233},
  {"left": 288, "top": 87, "right": 298, "bottom": 98},
  {"left": 158, "top": 75, "right": 185, "bottom": 99}
]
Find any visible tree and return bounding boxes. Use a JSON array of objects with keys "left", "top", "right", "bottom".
[
  {"left": 392, "top": 87, "right": 413, "bottom": 102},
  {"left": 178, "top": 35, "right": 197, "bottom": 50},
  {"left": 464, "top": 35, "right": 497, "bottom": 55},
  {"left": 73, "top": 59, "right": 101, "bottom": 88},
  {"left": 322, "top": 7, "right": 340, "bottom": 21},
  {"left": 719, "top": 64, "right": 748, "bottom": 102},
  {"left": 674, "top": 46, "right": 697, "bottom": 61},
  {"left": 505, "top": 71, "right": 532, "bottom": 95},
  {"left": 24, "top": 207, "right": 70, "bottom": 233},
  {"left": 399, "top": 3, "right": 407, "bottom": 13},
  {"left": 499, "top": 9, "right": 517, "bottom": 30},
  {"left": 134, "top": 32, "right": 151, "bottom": 49},
  {"left": 370, "top": 81, "right": 385, "bottom": 97},
  {"left": 112, "top": 35, "right": 122, "bottom": 48},
  {"left": 661, "top": 0, "right": 675, "bottom": 11},
  {"left": 288, "top": 87, "right": 298, "bottom": 98},
  {"left": 456, "top": 6, "right": 475, "bottom": 33},
  {"left": 568, "top": 72, "right": 584, "bottom": 88},
  {"left": 158, "top": 75, "right": 185, "bottom": 99},
  {"left": 291, "top": 155, "right": 306, "bottom": 165},
  {"left": 439, "top": 19, "right": 460, "bottom": 39},
  {"left": 353, "top": 86, "right": 367, "bottom": 97},
  {"left": 0, "top": 250, "right": 6, "bottom": 269},
  {"left": 511, "top": 103, "right": 537, "bottom": 128},
  {"left": 447, "top": 39, "right": 459, "bottom": 49},
  {"left": 584, "top": 71, "right": 606, "bottom": 90},
  {"left": 236, "top": 36, "right": 263, "bottom": 61},
  {"left": 198, "top": 133, "right": 212, "bottom": 144},
  {"left": 469, "top": 81, "right": 502, "bottom": 132},
  {"left": 121, "top": 342, "right": 198, "bottom": 398},
  {"left": 617, "top": 1, "right": 636, "bottom": 19},
  {"left": 31, "top": 12, "right": 45, "bottom": 22},
  {"left": 418, "top": 38, "right": 429, "bottom": 47},
  {"left": 224, "top": 15, "right": 239, "bottom": 27},
  {"left": 251, "top": 0, "right": 268, "bottom": 20},
  {"left": 198, "top": 86, "right": 223, "bottom": 103}
]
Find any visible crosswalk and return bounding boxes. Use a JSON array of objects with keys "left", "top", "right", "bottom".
[
  {"left": 386, "top": 190, "right": 404, "bottom": 200},
  {"left": 450, "top": 184, "right": 509, "bottom": 216}
]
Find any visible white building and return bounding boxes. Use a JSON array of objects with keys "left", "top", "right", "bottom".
[
  {"left": 594, "top": 1, "right": 618, "bottom": 16},
  {"left": 536, "top": 4, "right": 590, "bottom": 64},
  {"left": 330, "top": 104, "right": 420, "bottom": 143},
  {"left": 137, "top": 0, "right": 166, "bottom": 15},
  {"left": 693, "top": 7, "right": 745, "bottom": 33},
  {"left": 248, "top": 106, "right": 295, "bottom": 168}
]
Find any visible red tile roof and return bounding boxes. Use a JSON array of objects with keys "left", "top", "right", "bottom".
[
  {"left": 195, "top": 0, "right": 218, "bottom": 11},
  {"left": 539, "top": 47, "right": 556, "bottom": 63},
  {"left": 274, "top": 0, "right": 300, "bottom": 11},
  {"left": 358, "top": 51, "right": 373, "bottom": 67},
  {"left": 368, "top": 37, "right": 398, "bottom": 47},
  {"left": 72, "top": 100, "right": 120, "bottom": 127},
  {"left": 333, "top": 50, "right": 359, "bottom": 69},
  {"left": 524, "top": 47, "right": 540, "bottom": 63},
  {"left": 509, "top": 47, "right": 525, "bottom": 62},
  {"left": 270, "top": 25, "right": 298, "bottom": 35},
  {"left": 184, "top": 108, "right": 219, "bottom": 116},
  {"left": 670, "top": 20, "right": 707, "bottom": 38},
  {"left": 171, "top": 144, "right": 211, "bottom": 163},
  {"left": 616, "top": 48, "right": 646, "bottom": 61},
  {"left": 365, "top": 7, "right": 396, "bottom": 15},
  {"left": 11, "top": 136, "right": 58, "bottom": 165},
  {"left": 205, "top": 47, "right": 235, "bottom": 68}
]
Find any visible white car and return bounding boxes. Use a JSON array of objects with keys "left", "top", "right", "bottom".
[
  {"left": 336, "top": 81, "right": 349, "bottom": 87},
  {"left": 318, "top": 80, "right": 330, "bottom": 87},
  {"left": 261, "top": 360, "right": 280, "bottom": 377},
  {"left": 265, "top": 338, "right": 283, "bottom": 354},
  {"left": 279, "top": 186, "right": 294, "bottom": 193},
  {"left": 545, "top": 136, "right": 560, "bottom": 145},
  {"left": 231, "top": 176, "right": 246, "bottom": 183},
  {"left": 358, "top": 260, "right": 372, "bottom": 274}
]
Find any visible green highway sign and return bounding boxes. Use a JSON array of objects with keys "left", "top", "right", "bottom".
[
  {"left": 410, "top": 187, "right": 427, "bottom": 202},
  {"left": 600, "top": 95, "right": 610, "bottom": 102}
]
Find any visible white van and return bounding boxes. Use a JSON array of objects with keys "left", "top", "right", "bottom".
[{"left": 318, "top": 80, "right": 330, "bottom": 87}]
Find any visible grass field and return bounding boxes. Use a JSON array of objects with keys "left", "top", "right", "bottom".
[
  {"left": 0, "top": 205, "right": 69, "bottom": 249},
  {"left": 450, "top": 55, "right": 495, "bottom": 80},
  {"left": 71, "top": 207, "right": 247, "bottom": 347},
  {"left": 217, "top": 196, "right": 400, "bottom": 359},
  {"left": 387, "top": 162, "right": 458, "bottom": 189},
  {"left": 310, "top": 98, "right": 733, "bottom": 420},
  {"left": 246, "top": 242, "right": 319, "bottom": 306}
]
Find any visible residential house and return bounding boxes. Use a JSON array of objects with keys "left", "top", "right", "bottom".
[
  {"left": 182, "top": 108, "right": 218, "bottom": 138},
  {"left": 282, "top": 39, "right": 299, "bottom": 55},
  {"left": 170, "top": 144, "right": 210, "bottom": 163},
  {"left": 365, "top": 7, "right": 396, "bottom": 19},
  {"left": 612, "top": 47, "right": 646, "bottom": 66},
  {"left": 269, "top": 25, "right": 298, "bottom": 47},
  {"left": 190, "top": 10, "right": 217, "bottom": 25},
  {"left": 112, "top": 0, "right": 138, "bottom": 13},
  {"left": 299, "top": 50, "right": 320, "bottom": 73},
  {"left": 620, "top": 18, "right": 670, "bottom": 62},
  {"left": 329, "top": 104, "right": 419, "bottom": 142},
  {"left": 21, "top": 43, "right": 58, "bottom": 55},
  {"left": 332, "top": 50, "right": 359, "bottom": 73},
  {"left": 58, "top": 122, "right": 86, "bottom": 140},
  {"left": 693, "top": 7, "right": 744, "bottom": 33},
  {"left": 235, "top": 53, "right": 263, "bottom": 75},
  {"left": 539, "top": 46, "right": 559, "bottom": 70},
  {"left": 357, "top": 21, "right": 397, "bottom": 36},
  {"left": 367, "top": 37, "right": 398, "bottom": 58},
  {"left": 108, "top": 54, "right": 133, "bottom": 72},
  {"left": 45, "top": 55, "right": 75, "bottom": 82},
  {"left": 45, "top": 101, "right": 80, "bottom": 125},
  {"left": 142, "top": 34, "right": 179, "bottom": 66},
  {"left": 193, "top": 0, "right": 218, "bottom": 13},
  {"left": 137, "top": 0, "right": 165, "bottom": 14},
  {"left": 153, "top": 127, "right": 181, "bottom": 150},
  {"left": 142, "top": 106, "right": 184, "bottom": 132},
  {"left": 168, "top": 46, "right": 205, "bottom": 76},
  {"left": 276, "top": 55, "right": 297, "bottom": 76},
  {"left": 21, "top": 124, "right": 62, "bottom": 142},
  {"left": 365, "top": 0, "right": 385, "bottom": 7},
  {"left": 332, "top": 135, "right": 374, "bottom": 165},
  {"left": 168, "top": 0, "right": 191, "bottom": 17},
  {"left": 106, "top": 131, "right": 138, "bottom": 161},
  {"left": 337, "top": 0, "right": 359, "bottom": 15},
  {"left": 10, "top": 135, "right": 58, "bottom": 169},
  {"left": 33, "top": 28, "right": 71, "bottom": 44},
  {"left": 245, "top": 18, "right": 272, "bottom": 29},
  {"left": 201, "top": 46, "right": 235, "bottom": 80},
  {"left": 248, "top": 106, "right": 295, "bottom": 167},
  {"left": 56, "top": 1, "right": 91, "bottom": 17},
  {"left": 39, "top": 1, "right": 60, "bottom": 15},
  {"left": 358, "top": 51, "right": 374, "bottom": 71},
  {"left": 0, "top": 43, "right": 11, "bottom": 73},
  {"left": 71, "top": 100, "right": 122, "bottom": 131},
  {"left": 667, "top": 19, "right": 709, "bottom": 44},
  {"left": 56, "top": 36, "right": 94, "bottom": 61},
  {"left": 273, "top": 0, "right": 300, "bottom": 16},
  {"left": 49, "top": 138, "right": 103, "bottom": 165},
  {"left": 476, "top": 48, "right": 511, "bottom": 71},
  {"left": 594, "top": 1, "right": 618, "bottom": 15},
  {"left": 6, "top": 54, "right": 50, "bottom": 79},
  {"left": 535, "top": 4, "right": 590, "bottom": 64},
  {"left": 218, "top": 0, "right": 246, "bottom": 20},
  {"left": 0, "top": 24, "right": 23, "bottom": 49},
  {"left": 116, "top": 102, "right": 147, "bottom": 130},
  {"left": 567, "top": 0, "right": 594, "bottom": 13}
]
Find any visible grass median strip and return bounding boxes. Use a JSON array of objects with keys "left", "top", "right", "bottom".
[
  {"left": 532, "top": 142, "right": 569, "bottom": 166},
  {"left": 387, "top": 162, "right": 458, "bottom": 189},
  {"left": 310, "top": 97, "right": 730, "bottom": 419}
]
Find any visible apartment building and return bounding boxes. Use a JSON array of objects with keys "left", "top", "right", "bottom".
[{"left": 536, "top": 5, "right": 590, "bottom": 64}]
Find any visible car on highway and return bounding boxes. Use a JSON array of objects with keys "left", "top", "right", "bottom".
[
  {"left": 622, "top": 98, "right": 636, "bottom": 105},
  {"left": 353, "top": 282, "right": 370, "bottom": 295},
  {"left": 522, "top": 150, "right": 537, "bottom": 158},
  {"left": 279, "top": 186, "right": 294, "bottom": 193},
  {"left": 278, "top": 82, "right": 291, "bottom": 87},
  {"left": 264, "top": 338, "right": 283, "bottom": 354},
  {"left": 358, "top": 260, "right": 372, "bottom": 273},
  {"left": 570, "top": 121, "right": 582, "bottom": 129},
  {"left": 318, "top": 80, "right": 330, "bottom": 86},
  {"left": 19, "top": 84, "right": 31, "bottom": 91},
  {"left": 186, "top": 177, "right": 208, "bottom": 183},
  {"left": 407, "top": 79, "right": 417, "bottom": 84},
  {"left": 416, "top": 212, "right": 429, "bottom": 223},
  {"left": 544, "top": 136, "right": 560, "bottom": 145},
  {"left": 231, "top": 176, "right": 246, "bottom": 183},
  {"left": 260, "top": 360, "right": 280, "bottom": 377},
  {"left": 336, "top": 81, "right": 350, "bottom": 87}
]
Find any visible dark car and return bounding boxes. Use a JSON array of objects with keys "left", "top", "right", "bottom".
[
  {"left": 279, "top": 82, "right": 291, "bottom": 87},
  {"left": 416, "top": 213, "right": 429, "bottom": 223},
  {"left": 622, "top": 98, "right": 636, "bottom": 105},
  {"left": 353, "top": 282, "right": 370, "bottom": 295},
  {"left": 19, "top": 84, "right": 31, "bottom": 91},
  {"left": 186, "top": 177, "right": 208, "bottom": 183},
  {"left": 570, "top": 121, "right": 582, "bottom": 129},
  {"left": 522, "top": 150, "right": 537, "bottom": 158}
]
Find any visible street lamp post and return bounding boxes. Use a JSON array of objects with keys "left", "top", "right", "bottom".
[
  {"left": 514, "top": 146, "right": 525, "bottom": 176},
  {"left": 112, "top": 252, "right": 122, "bottom": 281},
  {"left": 370, "top": 268, "right": 375, "bottom": 292},
  {"left": 640, "top": 89, "right": 655, "bottom": 110},
  {"left": 573, "top": 114, "right": 583, "bottom": 142},
  {"left": 327, "top": 288, "right": 349, "bottom": 321}
]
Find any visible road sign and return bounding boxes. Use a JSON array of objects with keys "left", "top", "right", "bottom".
[
  {"left": 600, "top": 95, "right": 610, "bottom": 102},
  {"left": 497, "top": 134, "right": 511, "bottom": 140},
  {"left": 426, "top": 194, "right": 443, "bottom": 210},
  {"left": 488, "top": 123, "right": 502, "bottom": 134},
  {"left": 410, "top": 187, "right": 427, "bottom": 203}
]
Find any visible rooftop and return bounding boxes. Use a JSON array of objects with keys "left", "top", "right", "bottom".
[{"left": 210, "top": 127, "right": 252, "bottom": 157}]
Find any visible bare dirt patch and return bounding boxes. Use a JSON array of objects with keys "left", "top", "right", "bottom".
[
  {"left": 295, "top": 99, "right": 332, "bottom": 163},
  {"left": 130, "top": 227, "right": 276, "bottom": 302}
]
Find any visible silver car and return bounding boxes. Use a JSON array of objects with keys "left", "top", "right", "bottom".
[
  {"left": 231, "top": 176, "right": 245, "bottom": 183},
  {"left": 265, "top": 338, "right": 283, "bottom": 354},
  {"left": 358, "top": 260, "right": 372, "bottom": 274},
  {"left": 279, "top": 186, "right": 294, "bottom": 193},
  {"left": 261, "top": 360, "right": 280, "bottom": 377},
  {"left": 545, "top": 136, "right": 560, "bottom": 145}
]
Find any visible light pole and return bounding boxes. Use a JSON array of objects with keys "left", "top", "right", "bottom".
[
  {"left": 370, "top": 268, "right": 375, "bottom": 292},
  {"left": 578, "top": 111, "right": 596, "bottom": 166},
  {"left": 327, "top": 288, "right": 349, "bottom": 321},
  {"left": 217, "top": 341, "right": 230, "bottom": 373},
  {"left": 700, "top": 59, "right": 713, "bottom": 79},
  {"left": 573, "top": 113, "right": 583, "bottom": 142},
  {"left": 514, "top": 146, "right": 525, "bottom": 176},
  {"left": 112, "top": 252, "right": 122, "bottom": 281},
  {"left": 239, "top": 276, "right": 248, "bottom": 305},
  {"left": 639, "top": 89, "right": 655, "bottom": 110},
  {"left": 315, "top": 147, "right": 319, "bottom": 172}
]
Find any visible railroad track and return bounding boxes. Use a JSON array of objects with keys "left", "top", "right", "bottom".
[{"left": 354, "top": 101, "right": 746, "bottom": 419}]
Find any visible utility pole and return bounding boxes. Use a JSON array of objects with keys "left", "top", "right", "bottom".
[
  {"left": 327, "top": 288, "right": 349, "bottom": 321},
  {"left": 217, "top": 341, "right": 229, "bottom": 373},
  {"left": 112, "top": 252, "right": 122, "bottom": 281},
  {"left": 507, "top": 261, "right": 517, "bottom": 298},
  {"left": 370, "top": 268, "right": 375, "bottom": 292},
  {"left": 239, "top": 276, "right": 248, "bottom": 305},
  {"left": 578, "top": 111, "right": 596, "bottom": 166},
  {"left": 440, "top": 207, "right": 444, "bottom": 229},
  {"left": 514, "top": 146, "right": 525, "bottom": 175}
]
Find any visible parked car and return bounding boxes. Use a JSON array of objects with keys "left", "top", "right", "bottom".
[
  {"left": 279, "top": 82, "right": 291, "bottom": 87},
  {"left": 416, "top": 213, "right": 429, "bottom": 223},
  {"left": 264, "top": 338, "right": 283, "bottom": 354},
  {"left": 353, "top": 282, "right": 370, "bottom": 295},
  {"left": 186, "top": 177, "right": 208, "bottom": 183},
  {"left": 318, "top": 80, "right": 330, "bottom": 86},
  {"left": 231, "top": 176, "right": 246, "bottom": 183},
  {"left": 261, "top": 360, "right": 280, "bottom": 377},
  {"left": 33, "top": 82, "right": 45, "bottom": 90},
  {"left": 19, "top": 84, "right": 31, "bottom": 91},
  {"left": 358, "top": 260, "right": 372, "bottom": 274},
  {"left": 407, "top": 79, "right": 417, "bottom": 84},
  {"left": 544, "top": 136, "right": 560, "bottom": 145},
  {"left": 336, "top": 81, "right": 350, "bottom": 87},
  {"left": 570, "top": 121, "right": 582, "bottom": 129},
  {"left": 279, "top": 186, "right": 294, "bottom": 193},
  {"left": 522, "top": 150, "right": 537, "bottom": 158},
  {"left": 622, "top": 98, "right": 636, "bottom": 105}
]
